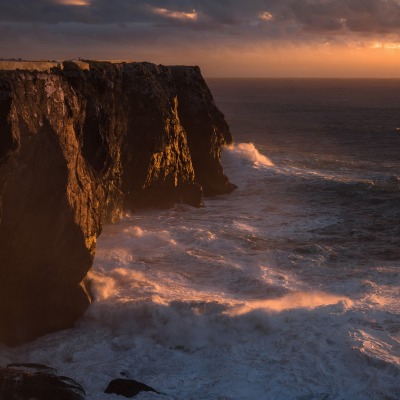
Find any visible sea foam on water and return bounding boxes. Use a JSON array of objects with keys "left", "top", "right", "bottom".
[
  {"left": 2, "top": 141, "right": 398, "bottom": 400},
  {"left": 3, "top": 78, "right": 400, "bottom": 400}
]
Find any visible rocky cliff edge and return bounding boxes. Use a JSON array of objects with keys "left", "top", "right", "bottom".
[{"left": 0, "top": 60, "right": 235, "bottom": 346}]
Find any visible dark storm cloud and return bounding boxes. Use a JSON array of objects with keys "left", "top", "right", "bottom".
[
  {"left": 286, "top": 0, "right": 400, "bottom": 34},
  {"left": 0, "top": 0, "right": 147, "bottom": 24},
  {"left": 1, "top": 0, "right": 400, "bottom": 48}
]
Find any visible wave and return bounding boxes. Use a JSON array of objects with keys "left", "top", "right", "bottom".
[
  {"left": 221, "top": 142, "right": 399, "bottom": 198},
  {"left": 227, "top": 291, "right": 353, "bottom": 316},
  {"left": 2, "top": 140, "right": 398, "bottom": 400},
  {"left": 223, "top": 142, "right": 274, "bottom": 167}
]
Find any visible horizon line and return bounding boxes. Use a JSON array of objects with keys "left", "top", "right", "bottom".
[{"left": 204, "top": 76, "right": 400, "bottom": 79}]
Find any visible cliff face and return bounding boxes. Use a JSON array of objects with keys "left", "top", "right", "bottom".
[{"left": 0, "top": 61, "right": 234, "bottom": 346}]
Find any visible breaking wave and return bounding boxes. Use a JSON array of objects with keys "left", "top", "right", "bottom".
[{"left": 223, "top": 142, "right": 275, "bottom": 167}]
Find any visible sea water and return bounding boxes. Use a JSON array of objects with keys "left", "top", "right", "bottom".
[{"left": 1, "top": 79, "right": 399, "bottom": 400}]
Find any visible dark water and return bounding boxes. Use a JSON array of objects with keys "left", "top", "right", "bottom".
[
  {"left": 208, "top": 78, "right": 400, "bottom": 267},
  {"left": 208, "top": 78, "right": 400, "bottom": 163}
]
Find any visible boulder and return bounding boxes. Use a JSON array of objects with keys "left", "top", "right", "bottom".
[
  {"left": 105, "top": 378, "right": 160, "bottom": 398},
  {"left": 0, "top": 363, "right": 85, "bottom": 400}
]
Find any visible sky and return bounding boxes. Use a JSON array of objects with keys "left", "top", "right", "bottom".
[{"left": 1, "top": 0, "right": 400, "bottom": 77}]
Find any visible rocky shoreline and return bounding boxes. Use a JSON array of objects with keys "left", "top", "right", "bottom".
[{"left": 0, "top": 363, "right": 161, "bottom": 399}]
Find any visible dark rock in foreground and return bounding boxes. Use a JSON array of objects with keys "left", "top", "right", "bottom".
[
  {"left": 0, "top": 60, "right": 234, "bottom": 346},
  {"left": 0, "top": 364, "right": 85, "bottom": 400},
  {"left": 105, "top": 378, "right": 160, "bottom": 398}
]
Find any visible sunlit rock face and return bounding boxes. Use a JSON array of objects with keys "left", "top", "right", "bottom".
[{"left": 0, "top": 61, "right": 234, "bottom": 346}]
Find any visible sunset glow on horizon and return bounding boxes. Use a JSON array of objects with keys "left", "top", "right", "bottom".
[{"left": 2, "top": 0, "right": 400, "bottom": 77}]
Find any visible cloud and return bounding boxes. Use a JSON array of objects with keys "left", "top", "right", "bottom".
[
  {"left": 259, "top": 11, "right": 274, "bottom": 22},
  {"left": 55, "top": 0, "right": 90, "bottom": 5},
  {"left": 1, "top": 0, "right": 400, "bottom": 36},
  {"left": 286, "top": 0, "right": 400, "bottom": 34},
  {"left": 2, "top": 0, "right": 400, "bottom": 63},
  {"left": 151, "top": 7, "right": 197, "bottom": 22}
]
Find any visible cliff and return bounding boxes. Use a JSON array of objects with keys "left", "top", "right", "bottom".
[{"left": 0, "top": 60, "right": 235, "bottom": 346}]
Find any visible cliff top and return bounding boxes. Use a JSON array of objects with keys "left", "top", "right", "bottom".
[{"left": 0, "top": 59, "right": 136, "bottom": 72}]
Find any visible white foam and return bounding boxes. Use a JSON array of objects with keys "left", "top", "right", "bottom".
[
  {"left": 223, "top": 142, "right": 274, "bottom": 167},
  {"left": 2, "top": 206, "right": 398, "bottom": 400},
  {"left": 2, "top": 142, "right": 399, "bottom": 400},
  {"left": 227, "top": 291, "right": 353, "bottom": 316}
]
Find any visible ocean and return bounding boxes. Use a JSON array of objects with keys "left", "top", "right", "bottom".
[{"left": 1, "top": 79, "right": 399, "bottom": 399}]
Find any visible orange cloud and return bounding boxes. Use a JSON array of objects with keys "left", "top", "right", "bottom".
[
  {"left": 259, "top": 11, "right": 274, "bottom": 22},
  {"left": 371, "top": 41, "right": 400, "bottom": 50},
  {"left": 55, "top": 0, "right": 90, "bottom": 6},
  {"left": 152, "top": 7, "right": 197, "bottom": 21}
]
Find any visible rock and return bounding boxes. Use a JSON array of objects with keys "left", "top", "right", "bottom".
[
  {"left": 0, "top": 363, "right": 85, "bottom": 400},
  {"left": 170, "top": 66, "right": 237, "bottom": 196},
  {"left": 0, "top": 60, "right": 234, "bottom": 345},
  {"left": 105, "top": 378, "right": 160, "bottom": 398}
]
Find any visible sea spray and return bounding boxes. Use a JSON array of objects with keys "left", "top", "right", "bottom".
[{"left": 223, "top": 143, "right": 275, "bottom": 167}]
